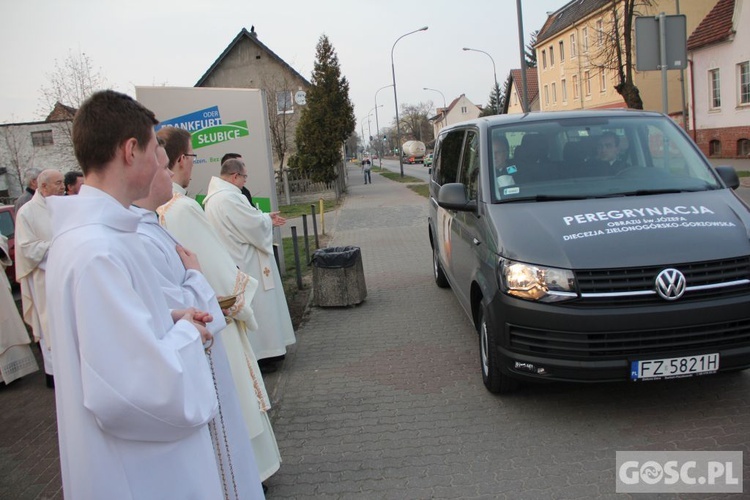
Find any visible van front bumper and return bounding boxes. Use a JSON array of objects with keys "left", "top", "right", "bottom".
[{"left": 486, "top": 292, "right": 750, "bottom": 383}]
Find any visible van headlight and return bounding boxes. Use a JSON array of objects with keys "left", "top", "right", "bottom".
[{"left": 499, "top": 259, "right": 578, "bottom": 303}]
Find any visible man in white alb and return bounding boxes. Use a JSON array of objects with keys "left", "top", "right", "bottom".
[
  {"left": 45, "top": 90, "right": 223, "bottom": 499},
  {"left": 15, "top": 168, "right": 65, "bottom": 388},
  {"left": 203, "top": 158, "right": 296, "bottom": 362}
]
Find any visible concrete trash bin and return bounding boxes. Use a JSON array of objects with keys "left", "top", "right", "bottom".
[{"left": 311, "top": 246, "right": 367, "bottom": 307}]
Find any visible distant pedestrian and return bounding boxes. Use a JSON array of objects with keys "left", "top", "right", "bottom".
[
  {"left": 362, "top": 156, "right": 372, "bottom": 184},
  {"left": 221, "top": 152, "right": 255, "bottom": 207},
  {"left": 63, "top": 171, "right": 84, "bottom": 195},
  {"left": 14, "top": 167, "right": 41, "bottom": 215}
]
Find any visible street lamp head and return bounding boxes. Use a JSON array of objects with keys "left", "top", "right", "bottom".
[
  {"left": 462, "top": 47, "right": 471, "bottom": 51},
  {"left": 419, "top": 26, "right": 429, "bottom": 31}
]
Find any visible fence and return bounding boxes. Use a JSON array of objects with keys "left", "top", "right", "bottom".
[{"left": 276, "top": 168, "right": 341, "bottom": 205}]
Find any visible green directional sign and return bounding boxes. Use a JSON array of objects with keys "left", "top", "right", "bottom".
[{"left": 193, "top": 120, "right": 249, "bottom": 149}]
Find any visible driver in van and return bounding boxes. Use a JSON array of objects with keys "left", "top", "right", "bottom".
[{"left": 492, "top": 135, "right": 516, "bottom": 191}]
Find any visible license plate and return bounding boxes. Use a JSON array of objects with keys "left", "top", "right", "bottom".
[{"left": 630, "top": 353, "right": 719, "bottom": 381}]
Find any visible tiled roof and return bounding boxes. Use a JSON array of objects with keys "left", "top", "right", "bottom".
[
  {"left": 537, "top": 0, "right": 611, "bottom": 44},
  {"left": 510, "top": 68, "right": 539, "bottom": 103},
  {"left": 687, "top": 0, "right": 735, "bottom": 50},
  {"left": 195, "top": 28, "right": 310, "bottom": 87}
]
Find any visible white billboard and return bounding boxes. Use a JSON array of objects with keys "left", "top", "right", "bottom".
[{"left": 135, "top": 86, "right": 277, "bottom": 213}]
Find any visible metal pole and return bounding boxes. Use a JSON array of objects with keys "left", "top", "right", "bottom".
[
  {"left": 290, "top": 226, "right": 303, "bottom": 290},
  {"left": 392, "top": 26, "right": 429, "bottom": 178},
  {"left": 676, "top": 0, "right": 688, "bottom": 129},
  {"left": 310, "top": 204, "right": 319, "bottom": 249},
  {"left": 302, "top": 214, "right": 310, "bottom": 264},
  {"left": 659, "top": 12, "right": 668, "bottom": 115},
  {"left": 462, "top": 49, "right": 499, "bottom": 115},
  {"left": 375, "top": 85, "right": 393, "bottom": 169},
  {"left": 516, "top": 0, "right": 529, "bottom": 113}
]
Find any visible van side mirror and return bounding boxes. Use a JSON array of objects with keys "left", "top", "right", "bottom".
[
  {"left": 437, "top": 183, "right": 477, "bottom": 212},
  {"left": 715, "top": 165, "right": 740, "bottom": 190}
]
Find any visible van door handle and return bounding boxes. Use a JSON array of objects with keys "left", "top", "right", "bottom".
[{"left": 473, "top": 238, "right": 481, "bottom": 246}]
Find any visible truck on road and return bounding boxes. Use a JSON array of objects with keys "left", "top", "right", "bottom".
[{"left": 402, "top": 140, "right": 426, "bottom": 164}]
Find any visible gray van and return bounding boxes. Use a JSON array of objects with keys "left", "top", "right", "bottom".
[{"left": 428, "top": 110, "right": 750, "bottom": 393}]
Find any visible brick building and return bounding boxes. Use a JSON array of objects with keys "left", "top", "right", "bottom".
[{"left": 687, "top": 0, "right": 750, "bottom": 159}]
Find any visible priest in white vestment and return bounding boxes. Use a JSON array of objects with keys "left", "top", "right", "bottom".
[
  {"left": 156, "top": 125, "right": 282, "bottom": 482},
  {"left": 0, "top": 234, "right": 38, "bottom": 384},
  {"left": 131, "top": 144, "right": 264, "bottom": 498},
  {"left": 45, "top": 90, "right": 223, "bottom": 499},
  {"left": 15, "top": 169, "right": 65, "bottom": 387},
  {"left": 202, "top": 159, "right": 296, "bottom": 361}
]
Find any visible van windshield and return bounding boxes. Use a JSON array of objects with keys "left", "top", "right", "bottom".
[{"left": 489, "top": 116, "right": 723, "bottom": 203}]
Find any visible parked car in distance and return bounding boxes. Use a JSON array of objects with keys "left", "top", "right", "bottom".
[
  {"left": 0, "top": 205, "right": 17, "bottom": 287},
  {"left": 424, "top": 153, "right": 434, "bottom": 167},
  {"left": 429, "top": 110, "right": 750, "bottom": 394}
]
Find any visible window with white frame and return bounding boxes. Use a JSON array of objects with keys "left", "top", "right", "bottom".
[
  {"left": 739, "top": 138, "right": 750, "bottom": 156},
  {"left": 596, "top": 19, "right": 604, "bottom": 46},
  {"left": 709, "top": 69, "right": 721, "bottom": 109},
  {"left": 570, "top": 33, "right": 577, "bottom": 57},
  {"left": 550, "top": 46, "right": 555, "bottom": 66},
  {"left": 582, "top": 27, "right": 589, "bottom": 53},
  {"left": 544, "top": 85, "right": 549, "bottom": 105},
  {"left": 461, "top": 106, "right": 467, "bottom": 113},
  {"left": 542, "top": 50, "right": 547, "bottom": 69},
  {"left": 559, "top": 40, "right": 565, "bottom": 62},
  {"left": 276, "top": 91, "right": 293, "bottom": 114},
  {"left": 573, "top": 74, "right": 579, "bottom": 99},
  {"left": 31, "top": 130, "right": 54, "bottom": 147},
  {"left": 561, "top": 78, "right": 567, "bottom": 101},
  {"left": 552, "top": 82, "right": 557, "bottom": 103},
  {"left": 739, "top": 61, "right": 750, "bottom": 105},
  {"left": 584, "top": 71, "right": 591, "bottom": 96},
  {"left": 600, "top": 69, "right": 607, "bottom": 92}
]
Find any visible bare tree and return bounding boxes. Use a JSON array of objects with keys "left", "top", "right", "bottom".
[
  {"left": 0, "top": 124, "right": 36, "bottom": 195},
  {"left": 395, "top": 102, "right": 433, "bottom": 144},
  {"left": 260, "top": 72, "right": 300, "bottom": 169},
  {"left": 590, "top": 0, "right": 652, "bottom": 109}
]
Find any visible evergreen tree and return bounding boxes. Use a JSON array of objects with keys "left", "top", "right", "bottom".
[
  {"left": 289, "top": 35, "right": 355, "bottom": 183},
  {"left": 525, "top": 30, "right": 538, "bottom": 68},
  {"left": 480, "top": 82, "right": 502, "bottom": 117}
]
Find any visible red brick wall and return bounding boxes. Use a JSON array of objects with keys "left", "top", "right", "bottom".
[{"left": 694, "top": 125, "right": 750, "bottom": 158}]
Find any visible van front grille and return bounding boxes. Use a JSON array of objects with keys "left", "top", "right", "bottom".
[{"left": 509, "top": 319, "right": 750, "bottom": 359}]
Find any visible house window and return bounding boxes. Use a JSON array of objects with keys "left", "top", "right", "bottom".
[
  {"left": 561, "top": 79, "right": 567, "bottom": 101},
  {"left": 739, "top": 61, "right": 750, "bottom": 105},
  {"left": 570, "top": 33, "right": 577, "bottom": 57},
  {"left": 31, "top": 130, "right": 54, "bottom": 147},
  {"left": 544, "top": 85, "right": 549, "bottom": 105},
  {"left": 461, "top": 106, "right": 467, "bottom": 113},
  {"left": 550, "top": 46, "right": 555, "bottom": 66},
  {"left": 552, "top": 82, "right": 557, "bottom": 103},
  {"left": 542, "top": 50, "right": 547, "bottom": 69},
  {"left": 559, "top": 40, "right": 565, "bottom": 62},
  {"left": 276, "top": 91, "right": 293, "bottom": 114},
  {"left": 709, "top": 139, "right": 721, "bottom": 157},
  {"left": 573, "top": 74, "right": 580, "bottom": 99},
  {"left": 600, "top": 69, "right": 607, "bottom": 92},
  {"left": 582, "top": 27, "right": 589, "bottom": 53},
  {"left": 739, "top": 138, "right": 750, "bottom": 156},
  {"left": 709, "top": 69, "right": 721, "bottom": 109},
  {"left": 596, "top": 19, "right": 604, "bottom": 46},
  {"left": 584, "top": 71, "right": 591, "bottom": 96}
]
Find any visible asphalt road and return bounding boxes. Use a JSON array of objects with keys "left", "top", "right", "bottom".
[{"left": 376, "top": 157, "right": 431, "bottom": 183}]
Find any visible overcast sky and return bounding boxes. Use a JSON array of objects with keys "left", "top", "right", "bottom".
[{"left": 1, "top": 0, "right": 564, "bottom": 136}]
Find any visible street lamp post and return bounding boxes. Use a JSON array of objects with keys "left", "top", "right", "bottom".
[
  {"left": 392, "top": 26, "right": 429, "bottom": 177},
  {"left": 374, "top": 84, "right": 393, "bottom": 169},
  {"left": 367, "top": 105, "right": 382, "bottom": 160},
  {"left": 423, "top": 86, "right": 447, "bottom": 133},
  {"left": 463, "top": 47, "right": 500, "bottom": 114}
]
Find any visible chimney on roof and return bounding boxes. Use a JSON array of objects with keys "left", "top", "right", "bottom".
[{"left": 250, "top": 25, "right": 256, "bottom": 37}]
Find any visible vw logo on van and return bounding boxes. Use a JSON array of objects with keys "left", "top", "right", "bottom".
[{"left": 655, "top": 268, "right": 686, "bottom": 301}]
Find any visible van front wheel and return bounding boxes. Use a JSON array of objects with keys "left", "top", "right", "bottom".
[
  {"left": 479, "top": 305, "right": 517, "bottom": 394},
  {"left": 433, "top": 245, "right": 449, "bottom": 288}
]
